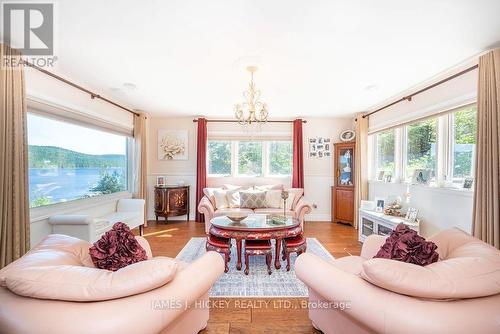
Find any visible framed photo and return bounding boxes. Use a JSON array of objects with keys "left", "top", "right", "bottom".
[
  {"left": 158, "top": 129, "right": 188, "bottom": 160},
  {"left": 340, "top": 130, "right": 355, "bottom": 142},
  {"left": 463, "top": 177, "right": 474, "bottom": 189},
  {"left": 375, "top": 197, "right": 385, "bottom": 212},
  {"left": 308, "top": 137, "right": 331, "bottom": 159},
  {"left": 412, "top": 169, "right": 431, "bottom": 185},
  {"left": 405, "top": 207, "right": 419, "bottom": 223},
  {"left": 377, "top": 171, "right": 385, "bottom": 181},
  {"left": 156, "top": 176, "right": 166, "bottom": 186}
]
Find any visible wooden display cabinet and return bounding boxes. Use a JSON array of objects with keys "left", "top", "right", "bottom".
[{"left": 331, "top": 142, "right": 355, "bottom": 225}]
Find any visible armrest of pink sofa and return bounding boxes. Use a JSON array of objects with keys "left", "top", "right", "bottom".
[
  {"left": 0, "top": 252, "right": 225, "bottom": 334},
  {"left": 294, "top": 197, "right": 312, "bottom": 228},
  {"left": 295, "top": 252, "right": 500, "bottom": 334},
  {"left": 360, "top": 234, "right": 386, "bottom": 259},
  {"left": 197, "top": 196, "right": 215, "bottom": 234}
]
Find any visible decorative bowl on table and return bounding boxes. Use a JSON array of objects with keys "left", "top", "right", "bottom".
[{"left": 227, "top": 215, "right": 247, "bottom": 222}]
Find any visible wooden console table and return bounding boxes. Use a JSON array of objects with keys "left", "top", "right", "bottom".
[{"left": 154, "top": 185, "right": 190, "bottom": 223}]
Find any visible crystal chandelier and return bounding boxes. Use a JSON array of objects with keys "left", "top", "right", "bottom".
[{"left": 234, "top": 66, "right": 268, "bottom": 125}]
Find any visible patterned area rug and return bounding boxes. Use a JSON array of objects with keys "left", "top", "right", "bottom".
[{"left": 176, "top": 237, "right": 334, "bottom": 297}]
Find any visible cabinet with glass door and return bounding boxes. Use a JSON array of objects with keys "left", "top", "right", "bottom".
[{"left": 331, "top": 142, "right": 355, "bottom": 225}]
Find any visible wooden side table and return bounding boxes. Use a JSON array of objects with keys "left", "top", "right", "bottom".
[{"left": 154, "top": 185, "right": 190, "bottom": 223}]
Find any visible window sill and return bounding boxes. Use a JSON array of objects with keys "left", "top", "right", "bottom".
[
  {"left": 30, "top": 191, "right": 133, "bottom": 223},
  {"left": 368, "top": 180, "right": 474, "bottom": 197}
]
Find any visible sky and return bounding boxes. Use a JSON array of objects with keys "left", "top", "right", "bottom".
[{"left": 27, "top": 114, "right": 127, "bottom": 155}]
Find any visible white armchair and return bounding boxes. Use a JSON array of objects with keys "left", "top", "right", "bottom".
[{"left": 49, "top": 198, "right": 145, "bottom": 242}]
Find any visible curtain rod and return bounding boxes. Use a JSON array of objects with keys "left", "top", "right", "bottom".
[
  {"left": 192, "top": 119, "right": 307, "bottom": 123},
  {"left": 362, "top": 64, "right": 479, "bottom": 119},
  {"left": 22, "top": 60, "right": 140, "bottom": 117}
]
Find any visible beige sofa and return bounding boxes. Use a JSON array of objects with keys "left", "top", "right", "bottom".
[
  {"left": 295, "top": 228, "right": 500, "bottom": 334},
  {"left": 197, "top": 187, "right": 312, "bottom": 233},
  {"left": 0, "top": 234, "right": 224, "bottom": 334}
]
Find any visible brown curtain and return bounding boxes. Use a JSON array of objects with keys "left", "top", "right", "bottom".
[
  {"left": 353, "top": 113, "right": 368, "bottom": 229},
  {"left": 195, "top": 118, "right": 207, "bottom": 222},
  {"left": 0, "top": 44, "right": 30, "bottom": 268},
  {"left": 133, "top": 113, "right": 148, "bottom": 226},
  {"left": 473, "top": 48, "right": 500, "bottom": 249}
]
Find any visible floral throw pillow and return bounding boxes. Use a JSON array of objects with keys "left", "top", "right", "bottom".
[
  {"left": 239, "top": 191, "right": 267, "bottom": 209},
  {"left": 374, "top": 223, "right": 439, "bottom": 266},
  {"left": 89, "top": 222, "right": 147, "bottom": 271}
]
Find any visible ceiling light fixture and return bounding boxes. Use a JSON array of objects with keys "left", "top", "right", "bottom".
[{"left": 234, "top": 66, "right": 268, "bottom": 125}]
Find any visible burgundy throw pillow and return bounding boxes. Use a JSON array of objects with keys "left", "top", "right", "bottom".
[
  {"left": 89, "top": 222, "right": 147, "bottom": 271},
  {"left": 374, "top": 223, "right": 439, "bottom": 266}
]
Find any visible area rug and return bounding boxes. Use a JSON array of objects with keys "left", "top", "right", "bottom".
[{"left": 176, "top": 237, "right": 334, "bottom": 297}]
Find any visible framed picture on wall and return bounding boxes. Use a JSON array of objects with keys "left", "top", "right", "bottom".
[
  {"left": 156, "top": 176, "right": 166, "bottom": 186},
  {"left": 158, "top": 129, "right": 188, "bottom": 160}
]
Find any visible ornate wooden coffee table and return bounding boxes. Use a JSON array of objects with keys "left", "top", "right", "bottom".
[{"left": 209, "top": 214, "right": 302, "bottom": 270}]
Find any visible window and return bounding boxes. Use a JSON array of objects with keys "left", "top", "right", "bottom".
[
  {"left": 28, "top": 113, "right": 128, "bottom": 208},
  {"left": 207, "top": 141, "right": 231, "bottom": 175},
  {"left": 405, "top": 118, "right": 437, "bottom": 181},
  {"left": 268, "top": 141, "right": 293, "bottom": 175},
  {"left": 238, "top": 141, "right": 263, "bottom": 176},
  {"left": 452, "top": 105, "right": 477, "bottom": 180},
  {"left": 207, "top": 140, "right": 292, "bottom": 177},
  {"left": 375, "top": 129, "right": 395, "bottom": 177}
]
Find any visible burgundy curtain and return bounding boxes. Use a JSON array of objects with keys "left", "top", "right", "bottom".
[
  {"left": 292, "top": 119, "right": 304, "bottom": 188},
  {"left": 195, "top": 118, "right": 207, "bottom": 222}
]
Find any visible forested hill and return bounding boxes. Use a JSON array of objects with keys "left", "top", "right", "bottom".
[{"left": 28, "top": 145, "right": 126, "bottom": 168}]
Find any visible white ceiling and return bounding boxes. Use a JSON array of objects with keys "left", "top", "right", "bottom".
[{"left": 17, "top": 0, "right": 500, "bottom": 118}]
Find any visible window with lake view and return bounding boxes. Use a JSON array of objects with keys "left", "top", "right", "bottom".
[{"left": 28, "top": 113, "right": 128, "bottom": 208}]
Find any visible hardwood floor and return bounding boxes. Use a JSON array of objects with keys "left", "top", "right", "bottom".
[{"left": 141, "top": 220, "right": 361, "bottom": 334}]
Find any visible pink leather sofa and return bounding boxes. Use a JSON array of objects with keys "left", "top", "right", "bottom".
[
  {"left": 0, "top": 234, "right": 224, "bottom": 334},
  {"left": 295, "top": 228, "right": 500, "bottom": 334},
  {"left": 198, "top": 187, "right": 312, "bottom": 233}
]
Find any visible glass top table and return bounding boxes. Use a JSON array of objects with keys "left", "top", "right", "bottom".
[
  {"left": 209, "top": 214, "right": 302, "bottom": 270},
  {"left": 210, "top": 214, "right": 299, "bottom": 231}
]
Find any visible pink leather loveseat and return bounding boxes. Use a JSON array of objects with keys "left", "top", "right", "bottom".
[
  {"left": 198, "top": 187, "right": 312, "bottom": 233},
  {"left": 0, "top": 234, "right": 224, "bottom": 334},
  {"left": 295, "top": 228, "right": 500, "bottom": 334}
]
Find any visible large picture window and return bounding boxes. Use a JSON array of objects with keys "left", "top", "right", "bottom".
[
  {"left": 369, "top": 103, "right": 477, "bottom": 188},
  {"left": 405, "top": 118, "right": 438, "bottom": 181},
  {"left": 452, "top": 105, "right": 477, "bottom": 180},
  {"left": 28, "top": 113, "right": 128, "bottom": 208},
  {"left": 207, "top": 139, "right": 292, "bottom": 177}
]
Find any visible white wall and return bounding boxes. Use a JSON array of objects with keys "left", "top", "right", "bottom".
[
  {"left": 369, "top": 181, "right": 473, "bottom": 237},
  {"left": 146, "top": 116, "right": 355, "bottom": 221}
]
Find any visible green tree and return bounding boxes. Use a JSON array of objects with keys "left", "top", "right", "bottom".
[
  {"left": 377, "top": 130, "right": 395, "bottom": 174},
  {"left": 453, "top": 106, "right": 477, "bottom": 177},
  {"left": 406, "top": 119, "right": 437, "bottom": 177},
  {"left": 269, "top": 141, "right": 292, "bottom": 175},
  {"left": 30, "top": 196, "right": 52, "bottom": 208},
  {"left": 238, "top": 141, "right": 262, "bottom": 175},
  {"left": 208, "top": 141, "right": 231, "bottom": 175},
  {"left": 91, "top": 170, "right": 125, "bottom": 194}
]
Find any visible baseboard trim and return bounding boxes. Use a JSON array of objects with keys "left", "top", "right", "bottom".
[{"left": 305, "top": 214, "right": 331, "bottom": 222}]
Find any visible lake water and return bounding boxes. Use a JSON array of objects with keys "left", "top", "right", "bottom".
[{"left": 29, "top": 168, "right": 126, "bottom": 204}]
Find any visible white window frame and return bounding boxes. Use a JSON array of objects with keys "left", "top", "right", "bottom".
[
  {"left": 207, "top": 139, "right": 293, "bottom": 178},
  {"left": 368, "top": 103, "right": 477, "bottom": 190},
  {"left": 27, "top": 112, "right": 133, "bottom": 215}
]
